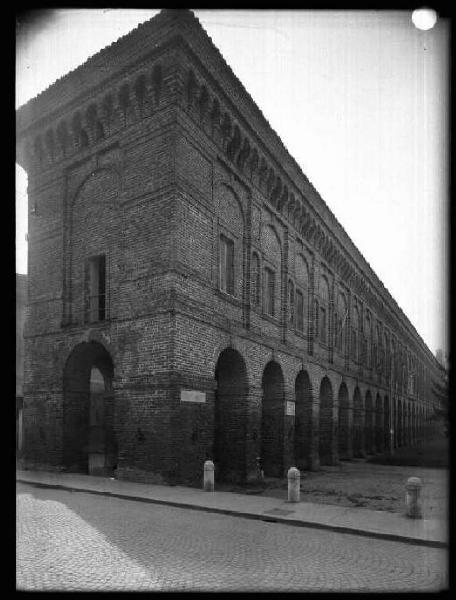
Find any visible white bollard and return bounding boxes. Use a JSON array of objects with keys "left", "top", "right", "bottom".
[
  {"left": 287, "top": 466, "right": 300, "bottom": 503},
  {"left": 405, "top": 476, "right": 423, "bottom": 518},
  {"left": 203, "top": 460, "right": 215, "bottom": 492}
]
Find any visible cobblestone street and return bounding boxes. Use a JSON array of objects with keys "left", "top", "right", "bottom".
[{"left": 16, "top": 483, "right": 447, "bottom": 592}]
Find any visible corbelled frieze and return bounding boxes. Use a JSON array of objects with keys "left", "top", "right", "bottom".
[{"left": 24, "top": 61, "right": 165, "bottom": 175}]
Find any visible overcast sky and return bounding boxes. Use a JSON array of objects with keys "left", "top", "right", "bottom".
[{"left": 16, "top": 9, "right": 449, "bottom": 355}]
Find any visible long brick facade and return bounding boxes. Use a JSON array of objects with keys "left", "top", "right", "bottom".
[{"left": 16, "top": 9, "right": 444, "bottom": 484}]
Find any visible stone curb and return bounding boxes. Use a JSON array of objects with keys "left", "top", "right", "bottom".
[{"left": 17, "top": 478, "right": 447, "bottom": 549}]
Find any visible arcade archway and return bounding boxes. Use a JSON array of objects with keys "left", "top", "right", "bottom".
[{"left": 63, "top": 341, "right": 116, "bottom": 475}]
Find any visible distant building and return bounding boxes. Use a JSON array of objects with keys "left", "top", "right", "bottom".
[
  {"left": 16, "top": 273, "right": 27, "bottom": 455},
  {"left": 16, "top": 9, "right": 444, "bottom": 483}
]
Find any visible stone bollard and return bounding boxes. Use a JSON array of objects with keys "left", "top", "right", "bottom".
[
  {"left": 287, "top": 466, "right": 300, "bottom": 503},
  {"left": 203, "top": 460, "right": 215, "bottom": 492},
  {"left": 405, "top": 476, "right": 423, "bottom": 518}
]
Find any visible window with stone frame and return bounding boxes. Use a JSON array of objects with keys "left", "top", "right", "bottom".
[
  {"left": 85, "top": 254, "right": 106, "bottom": 323},
  {"left": 220, "top": 234, "right": 235, "bottom": 295}
]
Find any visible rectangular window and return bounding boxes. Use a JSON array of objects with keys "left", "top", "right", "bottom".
[
  {"left": 86, "top": 255, "right": 106, "bottom": 322},
  {"left": 320, "top": 307, "right": 326, "bottom": 343},
  {"left": 288, "top": 283, "right": 295, "bottom": 326},
  {"left": 314, "top": 300, "right": 319, "bottom": 338},
  {"left": 264, "top": 267, "right": 275, "bottom": 316},
  {"left": 296, "top": 290, "right": 304, "bottom": 332},
  {"left": 220, "top": 235, "right": 234, "bottom": 295},
  {"left": 351, "top": 327, "right": 357, "bottom": 360}
]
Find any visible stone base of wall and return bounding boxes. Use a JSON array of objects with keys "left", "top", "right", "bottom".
[
  {"left": 115, "top": 466, "right": 168, "bottom": 485},
  {"left": 19, "top": 460, "right": 67, "bottom": 473}
]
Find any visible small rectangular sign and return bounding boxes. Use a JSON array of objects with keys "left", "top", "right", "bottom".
[
  {"left": 286, "top": 401, "right": 295, "bottom": 416},
  {"left": 181, "top": 389, "right": 206, "bottom": 403}
]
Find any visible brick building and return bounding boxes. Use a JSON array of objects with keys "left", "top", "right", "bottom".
[
  {"left": 16, "top": 9, "right": 444, "bottom": 484},
  {"left": 16, "top": 273, "right": 27, "bottom": 455}
]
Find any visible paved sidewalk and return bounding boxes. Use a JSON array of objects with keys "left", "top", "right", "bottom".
[{"left": 16, "top": 470, "right": 447, "bottom": 548}]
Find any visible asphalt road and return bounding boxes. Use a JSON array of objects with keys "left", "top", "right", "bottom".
[{"left": 16, "top": 482, "right": 447, "bottom": 592}]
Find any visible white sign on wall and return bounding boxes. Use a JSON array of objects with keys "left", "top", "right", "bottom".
[
  {"left": 181, "top": 389, "right": 206, "bottom": 403},
  {"left": 286, "top": 401, "right": 295, "bottom": 416}
]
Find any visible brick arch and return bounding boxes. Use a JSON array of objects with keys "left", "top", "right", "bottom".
[
  {"left": 214, "top": 347, "right": 249, "bottom": 483},
  {"left": 217, "top": 182, "right": 245, "bottom": 230},
  {"left": 261, "top": 360, "right": 285, "bottom": 477},
  {"left": 338, "top": 381, "right": 350, "bottom": 459},
  {"left": 209, "top": 340, "right": 253, "bottom": 389},
  {"left": 63, "top": 341, "right": 116, "bottom": 476},
  {"left": 68, "top": 168, "right": 121, "bottom": 324},
  {"left": 70, "top": 167, "right": 121, "bottom": 212},
  {"left": 319, "top": 375, "right": 335, "bottom": 465},
  {"left": 294, "top": 370, "right": 313, "bottom": 470}
]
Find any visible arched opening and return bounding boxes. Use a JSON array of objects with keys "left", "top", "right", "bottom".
[
  {"left": 319, "top": 376, "right": 334, "bottom": 465},
  {"left": 365, "top": 391, "right": 374, "bottom": 454},
  {"left": 383, "top": 396, "right": 390, "bottom": 451},
  {"left": 214, "top": 348, "right": 249, "bottom": 483},
  {"left": 353, "top": 387, "right": 364, "bottom": 457},
  {"left": 261, "top": 361, "right": 285, "bottom": 477},
  {"left": 294, "top": 370, "right": 313, "bottom": 470},
  {"left": 375, "top": 393, "right": 383, "bottom": 452},
  {"left": 63, "top": 341, "right": 116, "bottom": 475},
  {"left": 337, "top": 382, "right": 350, "bottom": 459}
]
